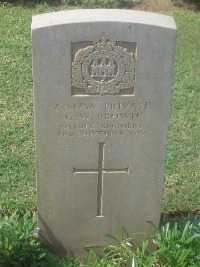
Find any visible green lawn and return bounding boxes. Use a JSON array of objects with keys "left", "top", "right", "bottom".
[
  {"left": 162, "top": 9, "right": 200, "bottom": 214},
  {"left": 0, "top": 2, "right": 199, "bottom": 215}
]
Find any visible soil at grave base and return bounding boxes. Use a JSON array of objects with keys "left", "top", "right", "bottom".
[
  {"left": 161, "top": 209, "right": 200, "bottom": 218},
  {"left": 135, "top": 0, "right": 174, "bottom": 12}
]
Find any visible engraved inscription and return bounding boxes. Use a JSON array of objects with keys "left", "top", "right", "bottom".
[
  {"left": 54, "top": 101, "right": 150, "bottom": 137},
  {"left": 104, "top": 102, "right": 151, "bottom": 111},
  {"left": 72, "top": 33, "right": 136, "bottom": 95},
  {"left": 73, "top": 143, "right": 129, "bottom": 217},
  {"left": 54, "top": 103, "right": 95, "bottom": 111}
]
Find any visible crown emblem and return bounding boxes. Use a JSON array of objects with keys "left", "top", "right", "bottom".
[
  {"left": 72, "top": 32, "right": 136, "bottom": 95},
  {"left": 94, "top": 32, "right": 115, "bottom": 51}
]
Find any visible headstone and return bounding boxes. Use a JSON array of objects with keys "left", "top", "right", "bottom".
[{"left": 32, "top": 9, "right": 176, "bottom": 255}]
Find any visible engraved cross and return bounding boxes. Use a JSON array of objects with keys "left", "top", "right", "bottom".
[{"left": 73, "top": 142, "right": 129, "bottom": 217}]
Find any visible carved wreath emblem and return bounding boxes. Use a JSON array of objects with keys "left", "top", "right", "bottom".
[{"left": 72, "top": 32, "right": 136, "bottom": 95}]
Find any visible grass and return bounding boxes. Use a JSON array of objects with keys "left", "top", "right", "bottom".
[
  {"left": 0, "top": 1, "right": 199, "bottom": 215},
  {"left": 0, "top": 212, "right": 199, "bottom": 266},
  {"left": 162, "top": 9, "right": 200, "bottom": 214},
  {"left": 0, "top": 3, "right": 36, "bottom": 213},
  {"left": 0, "top": 1, "right": 199, "bottom": 265}
]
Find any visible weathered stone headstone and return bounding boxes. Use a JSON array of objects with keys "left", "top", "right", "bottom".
[{"left": 32, "top": 9, "right": 176, "bottom": 255}]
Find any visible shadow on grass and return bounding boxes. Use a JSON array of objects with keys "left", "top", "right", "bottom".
[
  {"left": 0, "top": 0, "right": 62, "bottom": 8},
  {"left": 176, "top": 0, "right": 200, "bottom": 11},
  {"left": 161, "top": 212, "right": 200, "bottom": 230},
  {"left": 2, "top": 0, "right": 200, "bottom": 11},
  {"left": 183, "top": 0, "right": 200, "bottom": 3}
]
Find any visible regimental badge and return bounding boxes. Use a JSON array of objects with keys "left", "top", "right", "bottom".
[{"left": 71, "top": 32, "right": 136, "bottom": 96}]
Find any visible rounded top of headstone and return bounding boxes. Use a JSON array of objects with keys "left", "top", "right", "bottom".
[{"left": 31, "top": 9, "right": 176, "bottom": 31}]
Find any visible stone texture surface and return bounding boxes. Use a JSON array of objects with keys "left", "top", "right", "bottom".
[{"left": 32, "top": 9, "right": 176, "bottom": 255}]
